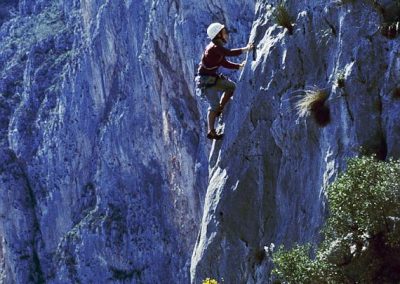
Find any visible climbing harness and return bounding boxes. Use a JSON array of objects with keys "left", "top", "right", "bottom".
[{"left": 195, "top": 75, "right": 218, "bottom": 89}]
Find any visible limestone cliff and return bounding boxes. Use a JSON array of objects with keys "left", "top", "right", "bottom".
[
  {"left": 1, "top": 0, "right": 399, "bottom": 283},
  {"left": 191, "top": 0, "right": 400, "bottom": 283},
  {"left": 0, "top": 0, "right": 254, "bottom": 282}
]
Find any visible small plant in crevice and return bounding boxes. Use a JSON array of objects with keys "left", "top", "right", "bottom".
[
  {"left": 296, "top": 87, "right": 331, "bottom": 127},
  {"left": 274, "top": 1, "right": 294, "bottom": 35},
  {"left": 336, "top": 71, "right": 346, "bottom": 88}
]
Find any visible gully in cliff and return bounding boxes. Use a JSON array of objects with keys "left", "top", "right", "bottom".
[{"left": 195, "top": 22, "right": 253, "bottom": 140}]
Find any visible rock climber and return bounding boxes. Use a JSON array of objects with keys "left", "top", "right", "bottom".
[{"left": 195, "top": 22, "right": 254, "bottom": 140}]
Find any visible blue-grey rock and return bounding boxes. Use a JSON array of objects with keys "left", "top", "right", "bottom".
[
  {"left": 1, "top": 0, "right": 400, "bottom": 283},
  {"left": 191, "top": 0, "right": 400, "bottom": 283},
  {"left": 0, "top": 0, "right": 253, "bottom": 283}
]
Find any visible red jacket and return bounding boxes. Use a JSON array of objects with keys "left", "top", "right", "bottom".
[{"left": 198, "top": 41, "right": 243, "bottom": 76}]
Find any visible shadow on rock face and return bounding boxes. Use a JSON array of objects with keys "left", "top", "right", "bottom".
[
  {"left": 310, "top": 100, "right": 331, "bottom": 127},
  {"left": 381, "top": 0, "right": 400, "bottom": 23},
  {"left": 379, "top": 1, "right": 400, "bottom": 39},
  {"left": 392, "top": 87, "right": 400, "bottom": 99},
  {"left": 312, "top": 105, "right": 331, "bottom": 127}
]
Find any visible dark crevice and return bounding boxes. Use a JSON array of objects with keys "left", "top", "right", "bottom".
[
  {"left": 31, "top": 250, "right": 45, "bottom": 284},
  {"left": 23, "top": 162, "right": 46, "bottom": 283},
  {"left": 360, "top": 135, "right": 387, "bottom": 161},
  {"left": 311, "top": 102, "right": 331, "bottom": 127},
  {"left": 101, "top": 67, "right": 122, "bottom": 125},
  {"left": 343, "top": 95, "right": 354, "bottom": 121},
  {"left": 376, "top": 136, "right": 388, "bottom": 161},
  {"left": 324, "top": 18, "right": 337, "bottom": 37}
]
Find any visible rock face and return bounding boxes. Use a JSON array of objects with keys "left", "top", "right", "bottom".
[
  {"left": 1, "top": 0, "right": 400, "bottom": 283},
  {"left": 191, "top": 0, "right": 400, "bottom": 283},
  {"left": 0, "top": 0, "right": 253, "bottom": 283}
]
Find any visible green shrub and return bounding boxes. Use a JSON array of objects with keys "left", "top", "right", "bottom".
[
  {"left": 325, "top": 156, "right": 400, "bottom": 242},
  {"left": 272, "top": 156, "right": 400, "bottom": 283},
  {"left": 272, "top": 244, "right": 340, "bottom": 283}
]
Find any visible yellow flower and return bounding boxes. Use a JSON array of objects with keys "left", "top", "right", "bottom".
[{"left": 202, "top": 278, "right": 219, "bottom": 284}]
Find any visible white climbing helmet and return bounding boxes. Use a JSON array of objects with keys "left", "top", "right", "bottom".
[{"left": 207, "top": 22, "right": 225, "bottom": 39}]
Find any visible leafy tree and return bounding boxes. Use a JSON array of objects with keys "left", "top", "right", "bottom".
[{"left": 272, "top": 156, "right": 400, "bottom": 283}]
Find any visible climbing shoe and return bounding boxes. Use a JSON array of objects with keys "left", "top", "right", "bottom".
[{"left": 207, "top": 129, "right": 223, "bottom": 140}]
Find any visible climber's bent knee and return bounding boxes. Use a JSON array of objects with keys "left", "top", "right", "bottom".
[{"left": 217, "top": 77, "right": 236, "bottom": 93}]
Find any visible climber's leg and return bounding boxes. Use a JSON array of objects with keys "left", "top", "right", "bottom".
[{"left": 215, "top": 76, "right": 236, "bottom": 111}]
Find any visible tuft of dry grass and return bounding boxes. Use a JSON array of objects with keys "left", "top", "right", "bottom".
[
  {"left": 296, "top": 88, "right": 331, "bottom": 126},
  {"left": 274, "top": 2, "right": 294, "bottom": 34},
  {"left": 296, "top": 88, "right": 328, "bottom": 116}
]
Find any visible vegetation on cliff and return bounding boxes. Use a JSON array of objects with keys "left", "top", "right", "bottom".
[{"left": 273, "top": 156, "right": 400, "bottom": 283}]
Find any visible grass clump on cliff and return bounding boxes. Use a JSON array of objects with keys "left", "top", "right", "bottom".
[
  {"left": 272, "top": 156, "right": 400, "bottom": 283},
  {"left": 336, "top": 71, "right": 345, "bottom": 88},
  {"left": 274, "top": 1, "right": 294, "bottom": 34},
  {"left": 296, "top": 87, "right": 330, "bottom": 127}
]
